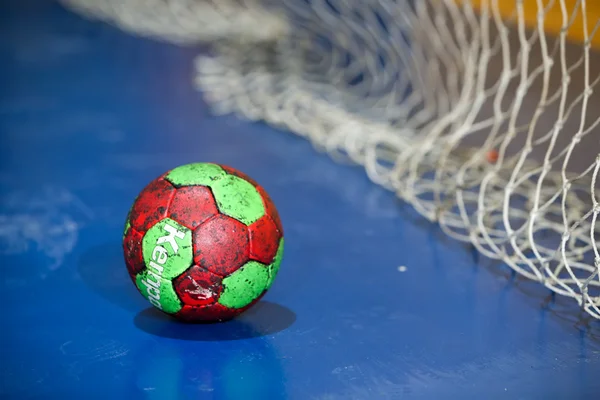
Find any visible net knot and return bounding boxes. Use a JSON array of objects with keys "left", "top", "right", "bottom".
[
  {"left": 543, "top": 163, "right": 552, "bottom": 173},
  {"left": 554, "top": 120, "right": 565, "bottom": 131}
]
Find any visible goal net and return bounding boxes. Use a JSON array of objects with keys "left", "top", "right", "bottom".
[{"left": 60, "top": 0, "right": 600, "bottom": 320}]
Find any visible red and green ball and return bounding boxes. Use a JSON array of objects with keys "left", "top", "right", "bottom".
[{"left": 122, "top": 163, "right": 284, "bottom": 322}]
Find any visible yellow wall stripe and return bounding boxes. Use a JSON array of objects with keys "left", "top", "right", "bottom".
[{"left": 464, "top": 0, "right": 600, "bottom": 49}]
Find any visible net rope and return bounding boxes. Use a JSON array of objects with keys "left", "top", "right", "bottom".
[{"left": 60, "top": 0, "right": 600, "bottom": 319}]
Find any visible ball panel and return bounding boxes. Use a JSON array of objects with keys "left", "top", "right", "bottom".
[
  {"left": 218, "top": 261, "right": 269, "bottom": 309},
  {"left": 168, "top": 185, "right": 219, "bottom": 230},
  {"left": 123, "top": 219, "right": 131, "bottom": 240},
  {"left": 218, "top": 166, "right": 281, "bottom": 233},
  {"left": 123, "top": 227, "right": 144, "bottom": 282},
  {"left": 266, "top": 237, "right": 284, "bottom": 290},
  {"left": 165, "top": 163, "right": 227, "bottom": 187},
  {"left": 129, "top": 178, "right": 176, "bottom": 233},
  {"left": 248, "top": 215, "right": 281, "bottom": 264},
  {"left": 220, "top": 165, "right": 260, "bottom": 187},
  {"left": 136, "top": 272, "right": 182, "bottom": 314},
  {"left": 256, "top": 185, "right": 283, "bottom": 235},
  {"left": 173, "top": 265, "right": 223, "bottom": 307},
  {"left": 124, "top": 202, "right": 134, "bottom": 239},
  {"left": 142, "top": 218, "right": 193, "bottom": 280},
  {"left": 193, "top": 214, "right": 250, "bottom": 277},
  {"left": 175, "top": 286, "right": 268, "bottom": 322},
  {"left": 211, "top": 175, "right": 265, "bottom": 226},
  {"left": 175, "top": 303, "right": 244, "bottom": 323}
]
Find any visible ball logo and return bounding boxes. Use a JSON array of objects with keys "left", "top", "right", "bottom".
[{"left": 140, "top": 222, "right": 186, "bottom": 310}]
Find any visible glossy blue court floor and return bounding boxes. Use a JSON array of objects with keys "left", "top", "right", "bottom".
[{"left": 1, "top": 1, "right": 599, "bottom": 399}]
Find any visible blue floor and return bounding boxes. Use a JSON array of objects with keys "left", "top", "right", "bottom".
[{"left": 1, "top": 1, "right": 599, "bottom": 399}]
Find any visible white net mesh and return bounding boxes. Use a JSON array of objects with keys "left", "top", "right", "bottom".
[{"left": 60, "top": 0, "right": 600, "bottom": 319}]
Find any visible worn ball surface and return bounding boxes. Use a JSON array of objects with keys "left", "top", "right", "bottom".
[{"left": 122, "top": 162, "right": 284, "bottom": 322}]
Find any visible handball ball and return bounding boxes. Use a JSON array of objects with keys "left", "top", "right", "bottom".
[{"left": 122, "top": 162, "right": 284, "bottom": 322}]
